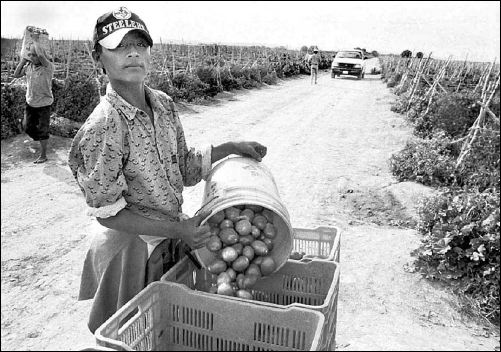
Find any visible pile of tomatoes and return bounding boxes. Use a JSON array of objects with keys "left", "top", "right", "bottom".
[{"left": 204, "top": 204, "right": 279, "bottom": 299}]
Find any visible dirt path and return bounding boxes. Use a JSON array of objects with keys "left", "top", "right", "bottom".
[{"left": 1, "top": 68, "right": 499, "bottom": 351}]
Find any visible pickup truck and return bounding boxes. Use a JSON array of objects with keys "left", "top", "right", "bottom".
[{"left": 331, "top": 49, "right": 366, "bottom": 79}]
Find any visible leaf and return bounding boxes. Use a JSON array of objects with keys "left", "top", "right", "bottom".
[{"left": 438, "top": 245, "right": 451, "bottom": 255}]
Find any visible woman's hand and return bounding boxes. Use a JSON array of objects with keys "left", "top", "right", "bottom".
[
  {"left": 232, "top": 141, "right": 267, "bottom": 162},
  {"left": 211, "top": 141, "right": 267, "bottom": 164},
  {"left": 175, "top": 211, "right": 212, "bottom": 250}
]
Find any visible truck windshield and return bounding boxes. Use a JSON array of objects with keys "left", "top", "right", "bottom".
[{"left": 336, "top": 52, "right": 362, "bottom": 59}]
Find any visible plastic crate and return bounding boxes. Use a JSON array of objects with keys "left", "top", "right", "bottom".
[
  {"left": 161, "top": 258, "right": 339, "bottom": 351},
  {"left": 292, "top": 226, "right": 341, "bottom": 262},
  {"left": 95, "top": 282, "right": 325, "bottom": 351}
]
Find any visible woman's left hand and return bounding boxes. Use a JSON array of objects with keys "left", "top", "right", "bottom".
[{"left": 233, "top": 141, "right": 267, "bottom": 162}]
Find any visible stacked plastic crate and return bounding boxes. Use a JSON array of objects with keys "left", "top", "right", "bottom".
[{"left": 95, "top": 226, "right": 341, "bottom": 351}]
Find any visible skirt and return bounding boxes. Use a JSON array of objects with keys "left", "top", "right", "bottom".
[{"left": 78, "top": 223, "right": 185, "bottom": 333}]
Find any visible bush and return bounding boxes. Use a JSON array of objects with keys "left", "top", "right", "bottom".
[
  {"left": 245, "top": 67, "right": 262, "bottom": 83},
  {"left": 195, "top": 65, "right": 221, "bottom": 97},
  {"left": 405, "top": 97, "right": 428, "bottom": 123},
  {"left": 148, "top": 72, "right": 181, "bottom": 100},
  {"left": 389, "top": 132, "right": 457, "bottom": 187},
  {"left": 392, "top": 97, "right": 499, "bottom": 192},
  {"left": 219, "top": 67, "right": 242, "bottom": 91},
  {"left": 414, "top": 93, "right": 480, "bottom": 139},
  {"left": 412, "top": 189, "right": 500, "bottom": 324},
  {"left": 386, "top": 72, "right": 402, "bottom": 88},
  {"left": 390, "top": 94, "right": 409, "bottom": 114},
  {"left": 171, "top": 72, "right": 210, "bottom": 102},
  {"left": 52, "top": 74, "right": 100, "bottom": 123},
  {"left": 1, "top": 83, "right": 26, "bottom": 139},
  {"left": 457, "top": 126, "right": 500, "bottom": 192},
  {"left": 262, "top": 71, "right": 278, "bottom": 85}
]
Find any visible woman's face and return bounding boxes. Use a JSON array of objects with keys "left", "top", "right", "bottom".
[
  {"left": 27, "top": 46, "right": 41, "bottom": 65},
  {"left": 96, "top": 30, "right": 151, "bottom": 84}
]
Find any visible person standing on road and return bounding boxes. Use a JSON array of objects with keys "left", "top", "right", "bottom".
[
  {"left": 13, "top": 36, "right": 54, "bottom": 164},
  {"left": 68, "top": 6, "right": 268, "bottom": 333},
  {"left": 308, "top": 48, "right": 321, "bottom": 85}
]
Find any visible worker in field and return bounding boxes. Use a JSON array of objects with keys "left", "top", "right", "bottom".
[
  {"left": 308, "top": 47, "right": 321, "bottom": 84},
  {"left": 68, "top": 6, "right": 267, "bottom": 333},
  {"left": 13, "top": 34, "right": 54, "bottom": 163}
]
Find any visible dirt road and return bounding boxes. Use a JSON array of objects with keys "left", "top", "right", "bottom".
[{"left": 1, "top": 68, "right": 499, "bottom": 351}]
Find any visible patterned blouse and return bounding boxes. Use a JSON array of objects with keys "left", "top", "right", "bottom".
[{"left": 68, "top": 84, "right": 212, "bottom": 224}]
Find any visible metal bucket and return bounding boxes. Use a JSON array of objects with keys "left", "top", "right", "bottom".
[{"left": 195, "top": 157, "right": 293, "bottom": 273}]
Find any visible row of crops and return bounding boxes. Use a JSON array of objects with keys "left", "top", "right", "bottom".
[
  {"left": 1, "top": 38, "right": 336, "bottom": 139},
  {"left": 381, "top": 55, "right": 500, "bottom": 325}
]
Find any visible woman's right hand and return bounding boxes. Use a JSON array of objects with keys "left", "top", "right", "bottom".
[{"left": 175, "top": 211, "right": 211, "bottom": 250}]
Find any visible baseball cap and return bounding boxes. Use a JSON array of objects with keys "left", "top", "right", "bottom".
[{"left": 93, "top": 6, "right": 153, "bottom": 50}]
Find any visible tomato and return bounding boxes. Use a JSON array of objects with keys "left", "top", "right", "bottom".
[
  {"left": 239, "top": 235, "right": 254, "bottom": 246},
  {"left": 236, "top": 289, "right": 253, "bottom": 300},
  {"left": 219, "top": 228, "right": 239, "bottom": 245},
  {"left": 232, "top": 256, "right": 250, "bottom": 272},
  {"left": 263, "top": 223, "right": 277, "bottom": 239},
  {"left": 231, "top": 243, "right": 244, "bottom": 255},
  {"left": 220, "top": 219, "right": 234, "bottom": 229},
  {"left": 224, "top": 207, "right": 241, "bottom": 222},
  {"left": 217, "top": 272, "right": 232, "bottom": 285},
  {"left": 245, "top": 263, "right": 261, "bottom": 278},
  {"left": 260, "top": 256, "right": 276, "bottom": 276},
  {"left": 240, "top": 209, "right": 255, "bottom": 222},
  {"left": 252, "top": 256, "right": 264, "bottom": 265},
  {"left": 207, "top": 259, "right": 227, "bottom": 275},
  {"left": 235, "top": 219, "right": 252, "bottom": 236},
  {"left": 236, "top": 273, "right": 245, "bottom": 289},
  {"left": 241, "top": 274, "right": 258, "bottom": 289},
  {"left": 206, "top": 236, "right": 222, "bottom": 252},
  {"left": 251, "top": 226, "right": 261, "bottom": 238},
  {"left": 262, "top": 237, "right": 274, "bottom": 251},
  {"left": 252, "top": 215, "right": 268, "bottom": 230},
  {"left": 242, "top": 245, "right": 255, "bottom": 261},
  {"left": 246, "top": 204, "right": 263, "bottom": 213},
  {"left": 208, "top": 211, "right": 225, "bottom": 225},
  {"left": 221, "top": 246, "right": 239, "bottom": 263},
  {"left": 251, "top": 240, "right": 269, "bottom": 256},
  {"left": 225, "top": 268, "right": 237, "bottom": 281},
  {"left": 217, "top": 282, "right": 234, "bottom": 296},
  {"left": 262, "top": 209, "right": 275, "bottom": 223}
]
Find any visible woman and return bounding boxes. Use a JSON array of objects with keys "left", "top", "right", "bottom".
[
  {"left": 13, "top": 36, "right": 54, "bottom": 164},
  {"left": 68, "top": 6, "right": 267, "bottom": 333}
]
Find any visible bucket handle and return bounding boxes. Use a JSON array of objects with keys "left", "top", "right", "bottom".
[{"left": 184, "top": 248, "right": 202, "bottom": 269}]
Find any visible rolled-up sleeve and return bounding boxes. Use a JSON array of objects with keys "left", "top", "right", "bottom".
[
  {"left": 168, "top": 100, "right": 212, "bottom": 186},
  {"left": 68, "top": 112, "right": 129, "bottom": 218}
]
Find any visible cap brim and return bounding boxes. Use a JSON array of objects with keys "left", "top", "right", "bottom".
[
  {"left": 99, "top": 28, "right": 153, "bottom": 49},
  {"left": 99, "top": 28, "right": 133, "bottom": 49}
]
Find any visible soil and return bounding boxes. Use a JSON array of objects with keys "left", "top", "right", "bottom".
[{"left": 1, "top": 67, "right": 500, "bottom": 351}]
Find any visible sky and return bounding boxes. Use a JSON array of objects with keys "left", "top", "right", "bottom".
[{"left": 1, "top": 1, "right": 499, "bottom": 62}]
